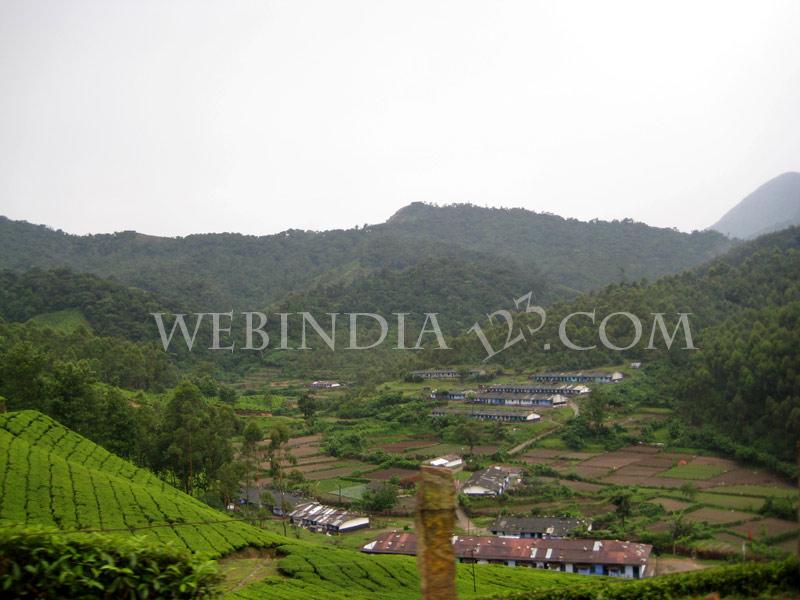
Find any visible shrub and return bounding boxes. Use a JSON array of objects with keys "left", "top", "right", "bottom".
[{"left": 0, "top": 528, "right": 222, "bottom": 599}]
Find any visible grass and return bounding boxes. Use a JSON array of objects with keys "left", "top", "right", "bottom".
[
  {"left": 659, "top": 463, "right": 726, "bottom": 480},
  {"left": 28, "top": 309, "right": 92, "bottom": 333},
  {"left": 707, "top": 485, "right": 798, "bottom": 499},
  {"left": 695, "top": 492, "right": 764, "bottom": 512}
]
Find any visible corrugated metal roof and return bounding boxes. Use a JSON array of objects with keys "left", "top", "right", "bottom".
[
  {"left": 289, "top": 501, "right": 366, "bottom": 528},
  {"left": 362, "top": 532, "right": 652, "bottom": 566}
]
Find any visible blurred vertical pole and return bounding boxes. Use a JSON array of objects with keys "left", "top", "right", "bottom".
[{"left": 416, "top": 465, "right": 456, "bottom": 600}]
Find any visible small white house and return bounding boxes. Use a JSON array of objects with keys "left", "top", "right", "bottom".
[{"left": 425, "top": 454, "right": 463, "bottom": 470}]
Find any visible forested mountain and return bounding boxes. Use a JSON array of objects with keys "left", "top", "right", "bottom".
[
  {"left": 0, "top": 204, "right": 731, "bottom": 314},
  {"left": 710, "top": 172, "right": 800, "bottom": 239},
  {"left": 422, "top": 227, "right": 800, "bottom": 464},
  {"left": 272, "top": 251, "right": 551, "bottom": 334},
  {"left": 383, "top": 203, "right": 731, "bottom": 293},
  {"left": 0, "top": 269, "right": 169, "bottom": 342}
]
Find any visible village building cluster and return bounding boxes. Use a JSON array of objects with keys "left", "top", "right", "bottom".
[
  {"left": 425, "top": 369, "right": 622, "bottom": 423},
  {"left": 362, "top": 531, "right": 652, "bottom": 579}
]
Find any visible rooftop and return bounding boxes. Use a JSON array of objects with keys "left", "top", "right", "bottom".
[
  {"left": 289, "top": 501, "right": 365, "bottom": 528},
  {"left": 363, "top": 532, "right": 652, "bottom": 566},
  {"left": 491, "top": 516, "right": 590, "bottom": 537}
]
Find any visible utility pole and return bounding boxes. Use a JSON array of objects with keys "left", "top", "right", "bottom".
[
  {"left": 416, "top": 465, "right": 456, "bottom": 600},
  {"left": 470, "top": 548, "right": 477, "bottom": 593}
]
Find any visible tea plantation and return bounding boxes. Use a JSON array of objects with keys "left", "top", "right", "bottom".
[
  {"left": 0, "top": 410, "right": 283, "bottom": 556},
  {"left": 1, "top": 410, "right": 798, "bottom": 599}
]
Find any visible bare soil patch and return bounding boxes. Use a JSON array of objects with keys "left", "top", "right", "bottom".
[
  {"left": 522, "top": 449, "right": 563, "bottom": 459},
  {"left": 706, "top": 468, "right": 786, "bottom": 487},
  {"left": 581, "top": 453, "right": 642, "bottom": 469},
  {"left": 573, "top": 464, "right": 611, "bottom": 479},
  {"left": 684, "top": 507, "right": 755, "bottom": 525},
  {"left": 612, "top": 465, "right": 666, "bottom": 477},
  {"left": 601, "top": 474, "right": 710, "bottom": 489},
  {"left": 654, "top": 557, "right": 708, "bottom": 575},
  {"left": 730, "top": 518, "right": 800, "bottom": 539},
  {"left": 304, "top": 466, "right": 366, "bottom": 480},
  {"left": 651, "top": 497, "right": 693, "bottom": 512},
  {"left": 288, "top": 435, "right": 323, "bottom": 447},
  {"left": 288, "top": 444, "right": 324, "bottom": 458},
  {"left": 558, "top": 479, "right": 606, "bottom": 494},
  {"left": 366, "top": 467, "right": 420, "bottom": 482},
  {"left": 379, "top": 440, "right": 437, "bottom": 453}
]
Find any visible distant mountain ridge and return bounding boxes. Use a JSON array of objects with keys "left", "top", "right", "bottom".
[
  {"left": 0, "top": 204, "right": 731, "bottom": 319},
  {"left": 710, "top": 172, "right": 800, "bottom": 239}
]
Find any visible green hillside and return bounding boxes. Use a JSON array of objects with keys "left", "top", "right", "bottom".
[
  {"left": 0, "top": 206, "right": 731, "bottom": 314},
  {"left": 0, "top": 410, "right": 281, "bottom": 556},
  {"left": 28, "top": 308, "right": 92, "bottom": 334},
  {"left": 420, "top": 226, "right": 800, "bottom": 466},
  {"left": 2, "top": 410, "right": 798, "bottom": 599},
  {"left": 0, "top": 409, "right": 593, "bottom": 599},
  {"left": 0, "top": 268, "right": 170, "bottom": 342}
]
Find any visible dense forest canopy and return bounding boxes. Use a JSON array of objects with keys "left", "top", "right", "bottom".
[{"left": 0, "top": 204, "right": 731, "bottom": 312}]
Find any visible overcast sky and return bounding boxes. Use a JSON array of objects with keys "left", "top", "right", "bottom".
[{"left": 1, "top": 1, "right": 799, "bottom": 237}]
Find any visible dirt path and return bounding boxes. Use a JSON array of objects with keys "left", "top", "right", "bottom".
[
  {"left": 654, "top": 556, "right": 708, "bottom": 576},
  {"left": 456, "top": 506, "right": 487, "bottom": 535},
  {"left": 218, "top": 548, "right": 280, "bottom": 592},
  {"left": 507, "top": 401, "right": 580, "bottom": 456}
]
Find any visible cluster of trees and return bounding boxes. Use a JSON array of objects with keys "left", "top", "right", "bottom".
[
  {"left": 0, "top": 322, "right": 179, "bottom": 391},
  {"left": 0, "top": 269, "right": 166, "bottom": 342},
  {"left": 0, "top": 343, "right": 251, "bottom": 501}
]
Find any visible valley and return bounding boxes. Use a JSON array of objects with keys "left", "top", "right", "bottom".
[{"left": 0, "top": 207, "right": 798, "bottom": 599}]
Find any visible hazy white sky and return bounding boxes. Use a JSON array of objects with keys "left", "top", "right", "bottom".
[{"left": 1, "top": 0, "right": 799, "bottom": 237}]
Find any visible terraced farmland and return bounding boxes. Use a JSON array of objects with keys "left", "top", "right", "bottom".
[{"left": 0, "top": 410, "right": 282, "bottom": 556}]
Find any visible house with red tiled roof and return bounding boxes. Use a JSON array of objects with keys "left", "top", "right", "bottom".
[{"left": 362, "top": 532, "right": 653, "bottom": 579}]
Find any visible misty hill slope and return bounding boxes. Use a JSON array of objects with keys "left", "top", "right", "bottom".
[
  {"left": 710, "top": 172, "right": 800, "bottom": 239},
  {"left": 0, "top": 205, "right": 731, "bottom": 313}
]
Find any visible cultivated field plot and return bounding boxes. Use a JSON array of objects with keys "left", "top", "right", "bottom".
[
  {"left": 293, "top": 455, "right": 338, "bottom": 467},
  {"left": 556, "top": 479, "right": 606, "bottom": 494},
  {"left": 522, "top": 449, "right": 563, "bottom": 459},
  {"left": 683, "top": 507, "right": 756, "bottom": 525},
  {"left": 705, "top": 468, "right": 789, "bottom": 487},
  {"left": 303, "top": 464, "right": 374, "bottom": 481},
  {"left": 660, "top": 463, "right": 727, "bottom": 480},
  {"left": 610, "top": 465, "right": 666, "bottom": 477},
  {"left": 366, "top": 468, "right": 420, "bottom": 482},
  {"left": 730, "top": 518, "right": 800, "bottom": 540},
  {"left": 573, "top": 464, "right": 612, "bottom": 479},
  {"left": 579, "top": 452, "right": 643, "bottom": 470},
  {"left": 695, "top": 492, "right": 764, "bottom": 511},
  {"left": 378, "top": 440, "right": 437, "bottom": 453},
  {"left": 707, "top": 484, "right": 798, "bottom": 499},
  {"left": 602, "top": 474, "right": 707, "bottom": 489},
  {"left": 518, "top": 457, "right": 574, "bottom": 470},
  {"left": 651, "top": 497, "right": 693, "bottom": 512}
]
